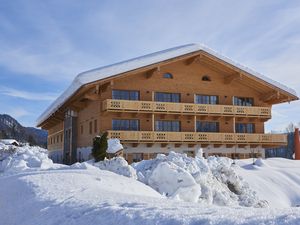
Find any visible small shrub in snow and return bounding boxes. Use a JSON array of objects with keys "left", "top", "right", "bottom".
[{"left": 92, "top": 132, "right": 108, "bottom": 162}]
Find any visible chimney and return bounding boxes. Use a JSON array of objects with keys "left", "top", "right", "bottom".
[{"left": 294, "top": 128, "right": 300, "bottom": 160}]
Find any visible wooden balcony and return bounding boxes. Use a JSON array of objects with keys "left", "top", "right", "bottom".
[
  {"left": 107, "top": 130, "right": 287, "bottom": 147},
  {"left": 103, "top": 99, "right": 271, "bottom": 118}
]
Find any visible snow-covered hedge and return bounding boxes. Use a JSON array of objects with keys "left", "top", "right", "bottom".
[{"left": 133, "top": 151, "right": 268, "bottom": 207}]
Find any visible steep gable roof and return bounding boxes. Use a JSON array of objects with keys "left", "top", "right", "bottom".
[{"left": 37, "top": 43, "right": 298, "bottom": 126}]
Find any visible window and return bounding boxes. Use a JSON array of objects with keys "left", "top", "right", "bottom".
[
  {"left": 233, "top": 97, "right": 254, "bottom": 106},
  {"left": 235, "top": 123, "right": 255, "bottom": 133},
  {"left": 61, "top": 134, "right": 63, "bottom": 142},
  {"left": 112, "top": 90, "right": 139, "bottom": 100},
  {"left": 154, "top": 92, "right": 180, "bottom": 102},
  {"left": 163, "top": 73, "right": 173, "bottom": 79},
  {"left": 202, "top": 75, "right": 211, "bottom": 81},
  {"left": 56, "top": 135, "right": 59, "bottom": 143},
  {"left": 196, "top": 121, "right": 219, "bottom": 132},
  {"left": 94, "top": 120, "right": 97, "bottom": 133},
  {"left": 112, "top": 119, "right": 139, "bottom": 131},
  {"left": 89, "top": 121, "right": 92, "bottom": 134},
  {"left": 155, "top": 120, "right": 180, "bottom": 132},
  {"left": 195, "top": 95, "right": 218, "bottom": 104},
  {"left": 132, "top": 153, "right": 143, "bottom": 162}
]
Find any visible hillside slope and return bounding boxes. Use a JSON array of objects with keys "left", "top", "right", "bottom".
[{"left": 0, "top": 114, "right": 47, "bottom": 147}]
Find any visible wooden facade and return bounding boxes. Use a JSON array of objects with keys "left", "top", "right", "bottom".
[{"left": 39, "top": 46, "right": 298, "bottom": 164}]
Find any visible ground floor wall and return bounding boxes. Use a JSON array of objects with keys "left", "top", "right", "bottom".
[
  {"left": 122, "top": 143, "right": 265, "bottom": 163},
  {"left": 48, "top": 144, "right": 265, "bottom": 164}
]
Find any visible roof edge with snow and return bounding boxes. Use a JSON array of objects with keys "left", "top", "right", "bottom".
[{"left": 37, "top": 43, "right": 298, "bottom": 126}]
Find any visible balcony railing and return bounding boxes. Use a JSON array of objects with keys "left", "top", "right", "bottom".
[
  {"left": 103, "top": 99, "right": 271, "bottom": 118},
  {"left": 107, "top": 130, "right": 287, "bottom": 146}
]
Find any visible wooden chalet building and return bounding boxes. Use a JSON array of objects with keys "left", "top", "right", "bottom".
[{"left": 37, "top": 44, "right": 298, "bottom": 164}]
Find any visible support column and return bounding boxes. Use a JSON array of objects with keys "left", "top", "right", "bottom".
[
  {"left": 194, "top": 115, "right": 197, "bottom": 132},
  {"left": 152, "top": 113, "right": 155, "bottom": 131},
  {"left": 294, "top": 128, "right": 300, "bottom": 160},
  {"left": 233, "top": 117, "right": 237, "bottom": 160},
  {"left": 233, "top": 117, "right": 236, "bottom": 133}
]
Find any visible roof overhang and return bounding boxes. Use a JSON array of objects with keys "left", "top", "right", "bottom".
[{"left": 37, "top": 44, "right": 298, "bottom": 127}]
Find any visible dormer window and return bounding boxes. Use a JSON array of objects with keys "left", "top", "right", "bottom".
[
  {"left": 163, "top": 73, "right": 173, "bottom": 79},
  {"left": 202, "top": 75, "right": 211, "bottom": 81}
]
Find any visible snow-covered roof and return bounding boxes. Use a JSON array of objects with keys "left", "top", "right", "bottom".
[
  {"left": 0, "top": 139, "right": 19, "bottom": 146},
  {"left": 37, "top": 43, "right": 298, "bottom": 126}
]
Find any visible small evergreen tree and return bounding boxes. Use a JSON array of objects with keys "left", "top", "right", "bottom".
[{"left": 92, "top": 132, "right": 108, "bottom": 162}]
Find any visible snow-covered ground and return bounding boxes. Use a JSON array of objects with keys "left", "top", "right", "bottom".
[
  {"left": 236, "top": 158, "right": 300, "bottom": 208},
  {"left": 1, "top": 146, "right": 300, "bottom": 225}
]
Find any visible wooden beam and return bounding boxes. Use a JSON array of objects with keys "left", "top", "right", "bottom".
[
  {"left": 68, "top": 105, "right": 80, "bottom": 112},
  {"left": 260, "top": 91, "right": 278, "bottom": 102},
  {"left": 224, "top": 72, "right": 241, "bottom": 84},
  {"left": 145, "top": 67, "right": 160, "bottom": 79},
  {"left": 73, "top": 101, "right": 87, "bottom": 109},
  {"left": 95, "top": 84, "right": 100, "bottom": 94},
  {"left": 185, "top": 54, "right": 201, "bottom": 65},
  {"left": 83, "top": 93, "right": 101, "bottom": 101},
  {"left": 101, "top": 82, "right": 110, "bottom": 92}
]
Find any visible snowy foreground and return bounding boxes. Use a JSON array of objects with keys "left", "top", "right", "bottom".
[{"left": 1, "top": 145, "right": 300, "bottom": 225}]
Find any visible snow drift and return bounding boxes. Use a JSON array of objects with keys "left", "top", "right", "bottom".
[
  {"left": 133, "top": 151, "right": 267, "bottom": 207},
  {"left": 0, "top": 144, "right": 54, "bottom": 174},
  {"left": 94, "top": 157, "right": 137, "bottom": 179}
]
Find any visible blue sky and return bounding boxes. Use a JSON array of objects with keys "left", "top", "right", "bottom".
[{"left": 0, "top": 0, "right": 300, "bottom": 132}]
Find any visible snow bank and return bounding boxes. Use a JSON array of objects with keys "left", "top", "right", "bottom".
[
  {"left": 148, "top": 161, "right": 201, "bottom": 202},
  {"left": 236, "top": 158, "right": 300, "bottom": 208},
  {"left": 94, "top": 157, "right": 137, "bottom": 179},
  {"left": 133, "top": 151, "right": 267, "bottom": 207},
  {"left": 107, "top": 138, "right": 123, "bottom": 154},
  {"left": 0, "top": 144, "right": 54, "bottom": 174}
]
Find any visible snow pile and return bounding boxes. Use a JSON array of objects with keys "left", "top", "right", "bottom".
[
  {"left": 236, "top": 158, "right": 300, "bottom": 208},
  {"left": 0, "top": 145, "right": 54, "bottom": 174},
  {"left": 133, "top": 151, "right": 267, "bottom": 207},
  {"left": 94, "top": 157, "right": 137, "bottom": 179},
  {"left": 107, "top": 138, "right": 123, "bottom": 154},
  {"left": 148, "top": 161, "right": 201, "bottom": 202},
  {"left": 0, "top": 142, "right": 16, "bottom": 160}
]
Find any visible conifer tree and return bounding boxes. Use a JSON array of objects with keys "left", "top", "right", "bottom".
[{"left": 92, "top": 132, "right": 108, "bottom": 162}]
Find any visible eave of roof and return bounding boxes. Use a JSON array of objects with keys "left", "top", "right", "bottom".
[{"left": 37, "top": 43, "right": 298, "bottom": 126}]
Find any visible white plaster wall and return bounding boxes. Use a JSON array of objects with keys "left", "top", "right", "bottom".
[{"left": 48, "top": 149, "right": 63, "bottom": 163}]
